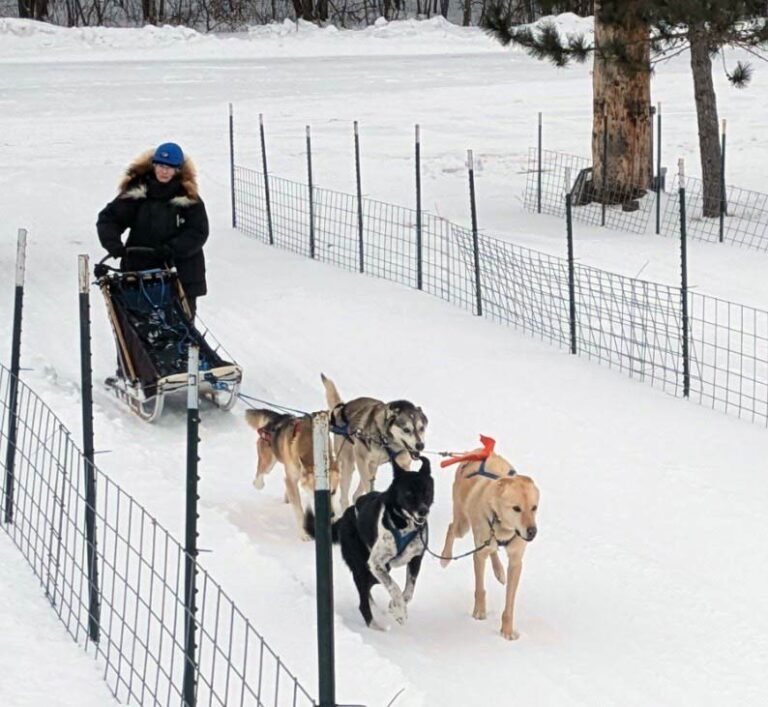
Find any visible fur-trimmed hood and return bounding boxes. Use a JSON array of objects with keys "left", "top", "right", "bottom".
[{"left": 117, "top": 149, "right": 200, "bottom": 204}]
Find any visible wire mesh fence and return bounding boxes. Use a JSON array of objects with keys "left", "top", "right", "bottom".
[
  {"left": 522, "top": 148, "right": 657, "bottom": 235},
  {"left": 524, "top": 146, "right": 768, "bottom": 253},
  {"left": 661, "top": 173, "right": 768, "bottom": 251},
  {"left": 234, "top": 164, "right": 768, "bottom": 427},
  {"left": 0, "top": 362, "right": 316, "bottom": 707}
]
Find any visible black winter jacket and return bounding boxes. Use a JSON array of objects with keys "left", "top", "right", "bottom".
[{"left": 97, "top": 152, "right": 209, "bottom": 297}]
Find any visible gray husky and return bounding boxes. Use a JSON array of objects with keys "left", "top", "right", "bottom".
[{"left": 321, "top": 374, "right": 429, "bottom": 509}]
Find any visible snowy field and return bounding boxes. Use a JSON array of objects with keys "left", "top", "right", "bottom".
[{"left": 2, "top": 15, "right": 768, "bottom": 706}]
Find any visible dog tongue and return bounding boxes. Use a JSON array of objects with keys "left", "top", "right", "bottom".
[{"left": 440, "top": 435, "right": 496, "bottom": 468}]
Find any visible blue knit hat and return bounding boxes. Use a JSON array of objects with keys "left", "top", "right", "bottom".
[{"left": 152, "top": 142, "right": 184, "bottom": 168}]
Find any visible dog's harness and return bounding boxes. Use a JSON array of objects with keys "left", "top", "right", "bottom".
[
  {"left": 464, "top": 459, "right": 516, "bottom": 481},
  {"left": 384, "top": 508, "right": 425, "bottom": 559},
  {"left": 329, "top": 404, "right": 354, "bottom": 442},
  {"left": 330, "top": 404, "right": 417, "bottom": 461},
  {"left": 257, "top": 417, "right": 302, "bottom": 444}
]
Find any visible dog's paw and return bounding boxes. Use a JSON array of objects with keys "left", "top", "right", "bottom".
[
  {"left": 389, "top": 599, "right": 407, "bottom": 625},
  {"left": 367, "top": 618, "right": 387, "bottom": 632},
  {"left": 299, "top": 531, "right": 312, "bottom": 542},
  {"left": 440, "top": 557, "right": 451, "bottom": 569},
  {"left": 472, "top": 607, "right": 487, "bottom": 621},
  {"left": 501, "top": 626, "right": 520, "bottom": 641},
  {"left": 252, "top": 475, "right": 265, "bottom": 490}
]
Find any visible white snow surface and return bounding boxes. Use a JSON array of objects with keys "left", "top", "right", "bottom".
[
  {"left": 0, "top": 532, "right": 118, "bottom": 705},
  {"left": 1, "top": 15, "right": 768, "bottom": 707}
]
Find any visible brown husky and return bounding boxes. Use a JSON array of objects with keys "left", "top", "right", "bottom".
[
  {"left": 321, "top": 374, "right": 429, "bottom": 509},
  {"left": 245, "top": 409, "right": 341, "bottom": 541},
  {"left": 441, "top": 442, "right": 539, "bottom": 640}
]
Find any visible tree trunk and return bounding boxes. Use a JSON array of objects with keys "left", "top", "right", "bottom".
[
  {"left": 462, "top": 0, "right": 471, "bottom": 26},
  {"left": 689, "top": 25, "right": 722, "bottom": 218},
  {"left": 592, "top": 1, "right": 652, "bottom": 201}
]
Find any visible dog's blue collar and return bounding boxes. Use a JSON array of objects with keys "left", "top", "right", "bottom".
[{"left": 465, "top": 459, "right": 516, "bottom": 481}]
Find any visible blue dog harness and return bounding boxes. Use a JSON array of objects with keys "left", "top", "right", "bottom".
[{"left": 464, "top": 459, "right": 516, "bottom": 481}]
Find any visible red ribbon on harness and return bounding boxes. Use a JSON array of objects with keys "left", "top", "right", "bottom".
[{"left": 440, "top": 435, "right": 496, "bottom": 468}]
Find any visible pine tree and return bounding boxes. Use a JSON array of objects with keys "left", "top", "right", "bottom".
[{"left": 484, "top": 1, "right": 768, "bottom": 214}]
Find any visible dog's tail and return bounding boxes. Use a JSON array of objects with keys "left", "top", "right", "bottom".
[
  {"left": 244, "top": 408, "right": 280, "bottom": 432},
  {"left": 303, "top": 508, "right": 340, "bottom": 544},
  {"left": 320, "top": 373, "right": 343, "bottom": 410}
]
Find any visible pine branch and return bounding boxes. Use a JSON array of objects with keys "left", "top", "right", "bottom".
[{"left": 728, "top": 61, "right": 753, "bottom": 87}]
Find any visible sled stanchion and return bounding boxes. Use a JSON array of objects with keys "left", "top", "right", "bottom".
[
  {"left": 229, "top": 103, "right": 236, "bottom": 229},
  {"left": 307, "top": 125, "right": 316, "bottom": 260},
  {"left": 656, "top": 102, "right": 662, "bottom": 235},
  {"left": 4, "top": 228, "right": 27, "bottom": 525},
  {"left": 354, "top": 121, "right": 364, "bottom": 273},
  {"left": 260, "top": 113, "right": 274, "bottom": 246},
  {"left": 78, "top": 254, "right": 101, "bottom": 643},
  {"left": 468, "top": 150, "right": 483, "bottom": 317},
  {"left": 312, "top": 412, "right": 336, "bottom": 707},
  {"left": 183, "top": 345, "right": 200, "bottom": 707},
  {"left": 565, "top": 173, "right": 577, "bottom": 356},
  {"left": 678, "top": 160, "right": 691, "bottom": 399},
  {"left": 719, "top": 119, "right": 727, "bottom": 244},
  {"left": 415, "top": 124, "right": 423, "bottom": 291}
]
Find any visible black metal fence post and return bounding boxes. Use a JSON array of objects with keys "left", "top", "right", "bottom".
[
  {"left": 306, "top": 125, "right": 316, "bottom": 259},
  {"left": 656, "top": 102, "right": 662, "bottom": 235},
  {"left": 719, "top": 118, "right": 727, "bottom": 243},
  {"left": 3, "top": 228, "right": 26, "bottom": 525},
  {"left": 183, "top": 345, "right": 200, "bottom": 707},
  {"left": 537, "top": 112, "right": 543, "bottom": 214},
  {"left": 468, "top": 150, "right": 483, "bottom": 317},
  {"left": 354, "top": 121, "right": 364, "bottom": 273},
  {"left": 229, "top": 103, "right": 236, "bottom": 229},
  {"left": 78, "top": 254, "right": 101, "bottom": 644},
  {"left": 260, "top": 113, "right": 275, "bottom": 246},
  {"left": 312, "top": 412, "right": 336, "bottom": 707},
  {"left": 678, "top": 160, "right": 691, "bottom": 398},
  {"left": 415, "top": 124, "right": 423, "bottom": 290},
  {"left": 565, "top": 171, "right": 577, "bottom": 355},
  {"left": 601, "top": 113, "right": 608, "bottom": 227}
]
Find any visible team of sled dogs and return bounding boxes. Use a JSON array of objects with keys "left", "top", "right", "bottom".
[{"left": 244, "top": 374, "right": 540, "bottom": 642}]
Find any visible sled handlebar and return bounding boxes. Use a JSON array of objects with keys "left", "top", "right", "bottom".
[{"left": 94, "top": 247, "right": 164, "bottom": 278}]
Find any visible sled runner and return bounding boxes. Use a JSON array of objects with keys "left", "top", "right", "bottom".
[{"left": 95, "top": 251, "right": 242, "bottom": 422}]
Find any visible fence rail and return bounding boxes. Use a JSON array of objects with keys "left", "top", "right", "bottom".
[
  {"left": 235, "top": 164, "right": 768, "bottom": 427},
  {"left": 0, "top": 362, "right": 316, "bottom": 706}
]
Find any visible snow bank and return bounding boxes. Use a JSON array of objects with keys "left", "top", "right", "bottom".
[{"left": 0, "top": 15, "right": 505, "bottom": 62}]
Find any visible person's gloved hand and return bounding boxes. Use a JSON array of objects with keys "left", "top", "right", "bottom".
[
  {"left": 94, "top": 263, "right": 110, "bottom": 279},
  {"left": 108, "top": 244, "right": 126, "bottom": 259}
]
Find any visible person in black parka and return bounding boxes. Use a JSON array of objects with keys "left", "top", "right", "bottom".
[{"left": 97, "top": 142, "right": 209, "bottom": 317}]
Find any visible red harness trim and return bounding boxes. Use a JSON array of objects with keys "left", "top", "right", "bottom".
[{"left": 440, "top": 435, "right": 496, "bottom": 469}]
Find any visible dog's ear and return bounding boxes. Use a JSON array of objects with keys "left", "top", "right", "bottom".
[
  {"left": 418, "top": 456, "right": 431, "bottom": 476},
  {"left": 385, "top": 402, "right": 400, "bottom": 422},
  {"left": 391, "top": 456, "right": 408, "bottom": 478}
]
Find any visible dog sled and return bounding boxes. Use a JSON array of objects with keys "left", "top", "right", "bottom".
[{"left": 95, "top": 250, "right": 242, "bottom": 422}]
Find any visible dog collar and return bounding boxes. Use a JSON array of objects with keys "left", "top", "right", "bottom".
[{"left": 488, "top": 514, "right": 517, "bottom": 548}]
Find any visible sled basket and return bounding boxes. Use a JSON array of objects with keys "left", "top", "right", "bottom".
[{"left": 96, "top": 265, "right": 242, "bottom": 421}]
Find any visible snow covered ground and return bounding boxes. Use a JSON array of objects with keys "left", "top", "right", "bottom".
[
  {"left": 0, "top": 532, "right": 118, "bottom": 705},
  {"left": 1, "top": 15, "right": 768, "bottom": 707}
]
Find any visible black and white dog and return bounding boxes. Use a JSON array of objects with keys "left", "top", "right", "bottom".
[{"left": 306, "top": 455, "right": 434, "bottom": 629}]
